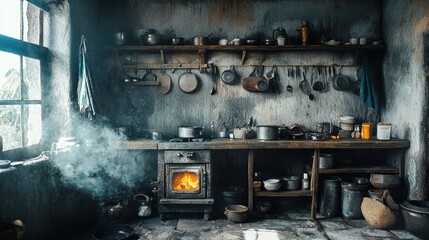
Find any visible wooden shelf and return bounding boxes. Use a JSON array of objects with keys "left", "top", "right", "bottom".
[
  {"left": 254, "top": 190, "right": 312, "bottom": 197},
  {"left": 110, "top": 44, "right": 386, "bottom": 52},
  {"left": 319, "top": 166, "right": 399, "bottom": 174}
]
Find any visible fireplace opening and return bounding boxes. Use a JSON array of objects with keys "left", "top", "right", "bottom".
[{"left": 172, "top": 171, "right": 200, "bottom": 192}]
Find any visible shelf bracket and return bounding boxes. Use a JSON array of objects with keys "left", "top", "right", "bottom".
[
  {"left": 160, "top": 49, "right": 165, "bottom": 64},
  {"left": 241, "top": 50, "right": 247, "bottom": 65},
  {"left": 198, "top": 49, "right": 207, "bottom": 73}
]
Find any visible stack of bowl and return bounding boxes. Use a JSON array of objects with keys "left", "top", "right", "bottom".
[
  {"left": 339, "top": 116, "right": 356, "bottom": 130},
  {"left": 339, "top": 116, "right": 356, "bottom": 138},
  {"left": 263, "top": 179, "right": 281, "bottom": 191}
]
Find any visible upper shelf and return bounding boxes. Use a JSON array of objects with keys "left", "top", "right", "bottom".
[{"left": 110, "top": 44, "right": 386, "bottom": 53}]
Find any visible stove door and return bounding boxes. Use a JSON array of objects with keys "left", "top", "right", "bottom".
[{"left": 166, "top": 164, "right": 206, "bottom": 199}]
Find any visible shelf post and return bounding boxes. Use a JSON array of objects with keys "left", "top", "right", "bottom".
[
  {"left": 198, "top": 49, "right": 207, "bottom": 73},
  {"left": 311, "top": 149, "right": 320, "bottom": 219},
  {"left": 248, "top": 149, "right": 254, "bottom": 212}
]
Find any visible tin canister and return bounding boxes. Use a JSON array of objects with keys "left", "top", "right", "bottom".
[
  {"left": 377, "top": 122, "right": 392, "bottom": 140},
  {"left": 361, "top": 123, "right": 371, "bottom": 140}
]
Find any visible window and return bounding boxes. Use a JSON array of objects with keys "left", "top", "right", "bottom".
[{"left": 0, "top": 0, "right": 49, "bottom": 151}]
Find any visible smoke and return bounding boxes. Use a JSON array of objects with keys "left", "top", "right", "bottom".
[{"left": 51, "top": 118, "right": 149, "bottom": 199}]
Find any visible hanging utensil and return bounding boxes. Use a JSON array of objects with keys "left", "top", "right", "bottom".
[
  {"left": 210, "top": 64, "right": 218, "bottom": 95},
  {"left": 178, "top": 69, "right": 198, "bottom": 93},
  {"left": 221, "top": 65, "right": 236, "bottom": 85},
  {"left": 299, "top": 67, "right": 311, "bottom": 96},
  {"left": 156, "top": 69, "right": 172, "bottom": 94},
  {"left": 312, "top": 66, "right": 324, "bottom": 92},
  {"left": 242, "top": 65, "right": 269, "bottom": 92}
]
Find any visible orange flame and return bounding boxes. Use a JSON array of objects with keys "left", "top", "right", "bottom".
[{"left": 172, "top": 171, "right": 199, "bottom": 191}]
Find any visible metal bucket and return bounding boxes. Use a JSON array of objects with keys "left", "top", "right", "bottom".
[
  {"left": 320, "top": 176, "right": 341, "bottom": 218},
  {"left": 341, "top": 182, "right": 368, "bottom": 219}
]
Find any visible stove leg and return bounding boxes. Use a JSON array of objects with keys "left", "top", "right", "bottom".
[{"left": 204, "top": 213, "right": 212, "bottom": 221}]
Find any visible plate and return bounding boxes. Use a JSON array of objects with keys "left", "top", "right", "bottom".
[{"left": 324, "top": 39, "right": 341, "bottom": 46}]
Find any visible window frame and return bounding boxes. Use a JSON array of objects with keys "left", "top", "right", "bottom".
[{"left": 0, "top": 0, "right": 50, "bottom": 153}]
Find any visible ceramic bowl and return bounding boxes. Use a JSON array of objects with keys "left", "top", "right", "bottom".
[
  {"left": 340, "top": 122, "right": 354, "bottom": 131},
  {"left": 339, "top": 116, "right": 356, "bottom": 124}
]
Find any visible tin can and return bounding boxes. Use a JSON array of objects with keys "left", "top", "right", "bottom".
[
  {"left": 377, "top": 122, "right": 392, "bottom": 140},
  {"left": 361, "top": 123, "right": 371, "bottom": 140}
]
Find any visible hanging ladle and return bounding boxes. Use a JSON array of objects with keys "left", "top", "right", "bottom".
[{"left": 286, "top": 67, "right": 293, "bottom": 93}]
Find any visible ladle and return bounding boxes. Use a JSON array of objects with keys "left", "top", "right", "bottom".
[
  {"left": 286, "top": 67, "right": 293, "bottom": 93},
  {"left": 210, "top": 64, "right": 217, "bottom": 95}
]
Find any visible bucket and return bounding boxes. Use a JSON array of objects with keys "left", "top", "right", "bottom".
[
  {"left": 377, "top": 123, "right": 392, "bottom": 140},
  {"left": 341, "top": 182, "right": 368, "bottom": 219},
  {"left": 221, "top": 186, "right": 244, "bottom": 206},
  {"left": 320, "top": 176, "right": 341, "bottom": 218}
]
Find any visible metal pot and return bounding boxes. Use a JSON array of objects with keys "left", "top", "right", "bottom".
[
  {"left": 256, "top": 125, "right": 279, "bottom": 140},
  {"left": 178, "top": 126, "right": 203, "bottom": 138},
  {"left": 281, "top": 176, "right": 301, "bottom": 190},
  {"left": 319, "top": 153, "right": 334, "bottom": 169},
  {"left": 194, "top": 36, "right": 208, "bottom": 45},
  {"left": 171, "top": 37, "right": 184, "bottom": 45},
  {"left": 143, "top": 34, "right": 161, "bottom": 45}
]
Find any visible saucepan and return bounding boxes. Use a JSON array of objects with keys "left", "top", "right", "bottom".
[
  {"left": 178, "top": 126, "right": 203, "bottom": 138},
  {"left": 171, "top": 37, "right": 185, "bottom": 45},
  {"left": 193, "top": 33, "right": 214, "bottom": 45}
]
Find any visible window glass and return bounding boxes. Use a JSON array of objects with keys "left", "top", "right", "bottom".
[
  {"left": 23, "top": 57, "right": 41, "bottom": 100},
  {"left": 0, "top": 0, "right": 21, "bottom": 40},
  {"left": 24, "top": 104, "right": 41, "bottom": 146},
  {"left": 0, "top": 105, "right": 22, "bottom": 150},
  {"left": 0, "top": 51, "right": 21, "bottom": 100},
  {"left": 23, "top": 1, "right": 41, "bottom": 45}
]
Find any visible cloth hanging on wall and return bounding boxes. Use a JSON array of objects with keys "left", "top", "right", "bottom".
[
  {"left": 360, "top": 52, "right": 379, "bottom": 113},
  {"left": 77, "top": 35, "right": 96, "bottom": 119}
]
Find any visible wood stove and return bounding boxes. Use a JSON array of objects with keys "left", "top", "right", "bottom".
[{"left": 158, "top": 150, "right": 213, "bottom": 220}]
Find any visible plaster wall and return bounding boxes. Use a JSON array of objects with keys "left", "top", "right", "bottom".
[
  {"left": 383, "top": 0, "right": 429, "bottom": 199},
  {"left": 90, "top": 0, "right": 382, "bottom": 139}
]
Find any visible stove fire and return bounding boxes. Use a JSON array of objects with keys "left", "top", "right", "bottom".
[{"left": 172, "top": 172, "right": 199, "bottom": 191}]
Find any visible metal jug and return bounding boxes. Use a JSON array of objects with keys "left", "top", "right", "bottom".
[{"left": 273, "top": 27, "right": 287, "bottom": 46}]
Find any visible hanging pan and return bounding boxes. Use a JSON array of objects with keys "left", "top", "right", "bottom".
[{"left": 178, "top": 69, "right": 199, "bottom": 93}]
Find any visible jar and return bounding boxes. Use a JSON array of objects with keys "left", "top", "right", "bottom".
[
  {"left": 302, "top": 173, "right": 310, "bottom": 190},
  {"left": 361, "top": 123, "right": 371, "bottom": 140}
]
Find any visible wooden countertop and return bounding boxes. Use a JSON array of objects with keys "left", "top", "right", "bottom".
[{"left": 127, "top": 138, "right": 408, "bottom": 150}]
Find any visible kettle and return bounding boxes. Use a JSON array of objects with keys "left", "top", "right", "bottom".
[
  {"left": 134, "top": 194, "right": 152, "bottom": 218},
  {"left": 273, "top": 27, "right": 287, "bottom": 46}
]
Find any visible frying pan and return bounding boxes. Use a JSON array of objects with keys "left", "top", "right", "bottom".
[
  {"left": 332, "top": 66, "right": 351, "bottom": 91},
  {"left": 178, "top": 69, "right": 198, "bottom": 93},
  {"left": 221, "top": 65, "right": 236, "bottom": 84}
]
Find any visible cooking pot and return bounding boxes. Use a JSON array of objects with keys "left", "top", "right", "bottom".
[
  {"left": 178, "top": 126, "right": 203, "bottom": 138},
  {"left": 143, "top": 34, "right": 162, "bottom": 45},
  {"left": 194, "top": 36, "right": 208, "bottom": 45},
  {"left": 401, "top": 200, "right": 429, "bottom": 238},
  {"left": 0, "top": 220, "right": 25, "bottom": 240},
  {"left": 221, "top": 66, "right": 236, "bottom": 84},
  {"left": 171, "top": 37, "right": 184, "bottom": 45},
  {"left": 256, "top": 125, "right": 279, "bottom": 140}
]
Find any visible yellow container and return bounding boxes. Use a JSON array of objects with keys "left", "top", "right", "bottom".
[{"left": 362, "top": 123, "right": 372, "bottom": 139}]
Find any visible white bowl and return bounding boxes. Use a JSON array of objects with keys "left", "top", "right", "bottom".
[
  {"left": 263, "top": 179, "right": 280, "bottom": 184},
  {"left": 264, "top": 184, "right": 281, "bottom": 191},
  {"left": 340, "top": 122, "right": 354, "bottom": 131},
  {"left": 339, "top": 116, "right": 356, "bottom": 124}
]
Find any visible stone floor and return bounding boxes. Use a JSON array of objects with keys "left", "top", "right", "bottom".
[{"left": 75, "top": 210, "right": 422, "bottom": 240}]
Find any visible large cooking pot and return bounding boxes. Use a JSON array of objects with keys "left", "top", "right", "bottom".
[
  {"left": 257, "top": 125, "right": 279, "bottom": 140},
  {"left": 178, "top": 126, "right": 203, "bottom": 138}
]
